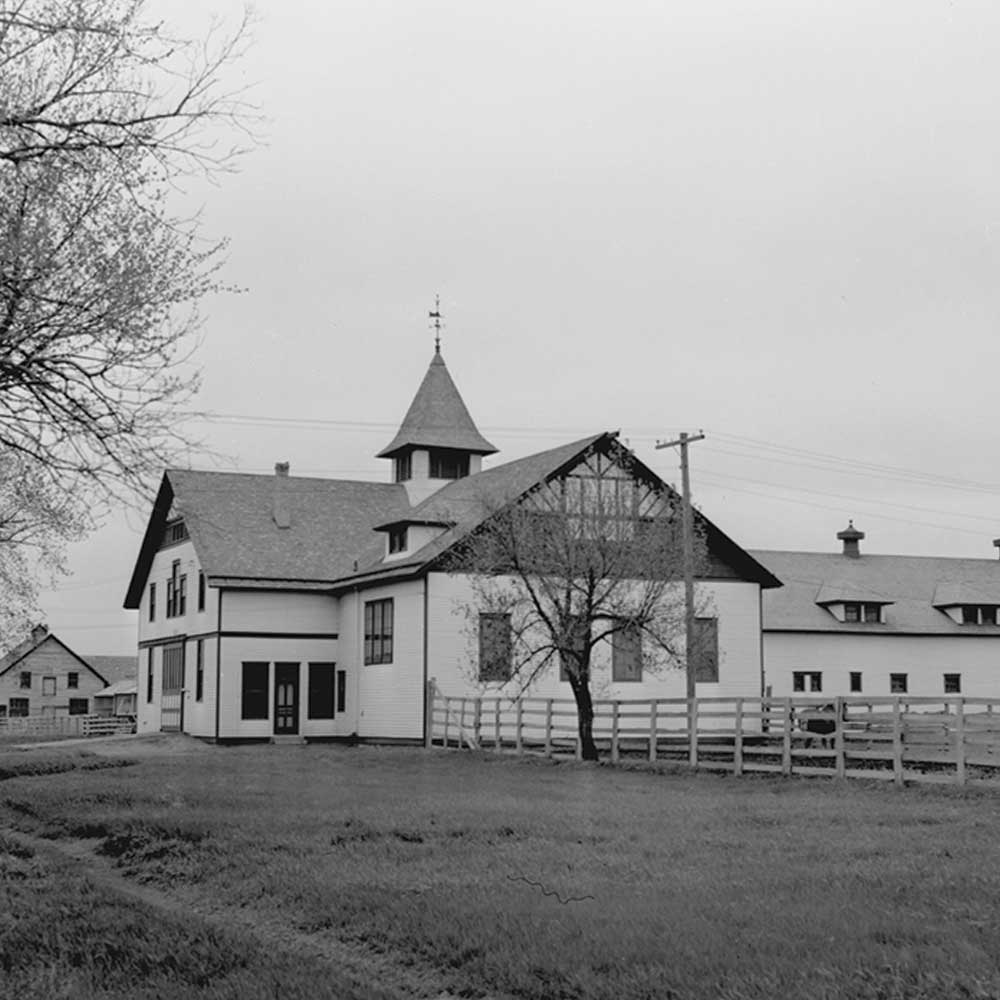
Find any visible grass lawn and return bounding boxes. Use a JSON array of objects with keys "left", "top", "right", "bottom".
[{"left": 4, "top": 740, "right": 1000, "bottom": 999}]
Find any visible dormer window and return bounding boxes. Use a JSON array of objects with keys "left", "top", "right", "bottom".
[
  {"left": 161, "top": 518, "right": 188, "bottom": 548},
  {"left": 428, "top": 448, "right": 469, "bottom": 480},
  {"left": 844, "top": 602, "right": 881, "bottom": 623},
  {"left": 961, "top": 605, "right": 997, "bottom": 625},
  {"left": 394, "top": 453, "right": 412, "bottom": 483},
  {"left": 388, "top": 527, "right": 408, "bottom": 554}
]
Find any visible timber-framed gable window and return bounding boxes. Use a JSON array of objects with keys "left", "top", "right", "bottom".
[
  {"left": 478, "top": 613, "right": 512, "bottom": 682},
  {"left": 611, "top": 624, "right": 643, "bottom": 682},
  {"left": 364, "top": 599, "right": 394, "bottom": 665},
  {"left": 166, "top": 560, "right": 187, "bottom": 618}
]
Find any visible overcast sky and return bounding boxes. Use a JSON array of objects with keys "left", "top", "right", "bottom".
[{"left": 38, "top": 0, "right": 1000, "bottom": 654}]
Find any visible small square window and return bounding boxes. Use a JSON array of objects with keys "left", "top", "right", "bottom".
[
  {"left": 9, "top": 698, "right": 29, "bottom": 717},
  {"left": 388, "top": 527, "right": 407, "bottom": 554},
  {"left": 890, "top": 673, "right": 908, "bottom": 694},
  {"left": 862, "top": 604, "right": 880, "bottom": 623},
  {"left": 849, "top": 671, "right": 862, "bottom": 693},
  {"left": 68, "top": 698, "right": 89, "bottom": 716},
  {"left": 944, "top": 673, "right": 961, "bottom": 694}
]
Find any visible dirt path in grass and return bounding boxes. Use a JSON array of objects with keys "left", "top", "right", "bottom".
[{"left": 8, "top": 829, "right": 508, "bottom": 1000}]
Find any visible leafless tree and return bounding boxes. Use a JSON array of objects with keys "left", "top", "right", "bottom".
[
  {"left": 0, "top": 0, "right": 256, "bottom": 631},
  {"left": 446, "top": 436, "right": 709, "bottom": 761}
]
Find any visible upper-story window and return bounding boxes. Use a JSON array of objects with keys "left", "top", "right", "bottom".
[
  {"left": 428, "top": 448, "right": 469, "bottom": 480},
  {"left": 844, "top": 602, "right": 882, "bottom": 623},
  {"left": 161, "top": 518, "right": 188, "bottom": 548},
  {"left": 388, "top": 527, "right": 408, "bottom": 554},
  {"left": 198, "top": 571, "right": 206, "bottom": 612},
  {"left": 149, "top": 582, "right": 156, "bottom": 622},
  {"left": 364, "top": 599, "right": 394, "bottom": 665},
  {"left": 19, "top": 672, "right": 30, "bottom": 689},
  {"left": 394, "top": 453, "right": 412, "bottom": 483},
  {"left": 166, "top": 560, "right": 187, "bottom": 618},
  {"left": 961, "top": 605, "right": 997, "bottom": 625}
]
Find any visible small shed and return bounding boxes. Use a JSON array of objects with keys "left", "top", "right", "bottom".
[{"left": 93, "top": 679, "right": 138, "bottom": 718}]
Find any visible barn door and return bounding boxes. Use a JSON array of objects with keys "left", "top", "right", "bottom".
[
  {"left": 161, "top": 643, "right": 185, "bottom": 732},
  {"left": 274, "top": 663, "right": 300, "bottom": 735}
]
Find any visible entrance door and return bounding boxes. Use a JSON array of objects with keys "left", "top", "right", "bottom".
[
  {"left": 274, "top": 663, "right": 299, "bottom": 735},
  {"left": 161, "top": 643, "right": 185, "bottom": 732}
]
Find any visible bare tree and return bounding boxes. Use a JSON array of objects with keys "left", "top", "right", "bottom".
[
  {"left": 446, "top": 437, "right": 709, "bottom": 760},
  {"left": 0, "top": 0, "right": 255, "bottom": 630}
]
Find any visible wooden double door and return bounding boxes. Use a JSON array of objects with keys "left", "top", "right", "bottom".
[{"left": 274, "top": 663, "right": 300, "bottom": 735}]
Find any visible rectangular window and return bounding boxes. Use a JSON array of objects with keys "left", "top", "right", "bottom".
[
  {"left": 9, "top": 698, "right": 29, "bottom": 717},
  {"left": 166, "top": 561, "right": 187, "bottom": 618},
  {"left": 849, "top": 671, "right": 862, "bottom": 693},
  {"left": 890, "top": 673, "right": 908, "bottom": 694},
  {"left": 336, "top": 670, "right": 346, "bottom": 714},
  {"left": 68, "top": 698, "right": 89, "bottom": 716},
  {"left": 844, "top": 602, "right": 860, "bottom": 623},
  {"left": 162, "top": 519, "right": 188, "bottom": 547},
  {"left": 42, "top": 676, "right": 56, "bottom": 696},
  {"left": 364, "top": 599, "right": 394, "bottom": 665},
  {"left": 307, "top": 662, "right": 336, "bottom": 719},
  {"left": 845, "top": 602, "right": 881, "bottom": 623},
  {"left": 944, "top": 673, "right": 961, "bottom": 694},
  {"left": 388, "top": 527, "right": 408, "bottom": 554},
  {"left": 198, "top": 571, "right": 206, "bottom": 612},
  {"left": 149, "top": 582, "right": 156, "bottom": 622},
  {"left": 961, "top": 605, "right": 997, "bottom": 625},
  {"left": 560, "top": 617, "right": 590, "bottom": 682},
  {"left": 478, "top": 613, "right": 512, "bottom": 682},
  {"left": 19, "top": 671, "right": 30, "bottom": 689},
  {"left": 793, "top": 671, "right": 822, "bottom": 693},
  {"left": 146, "top": 649, "right": 154, "bottom": 703},
  {"left": 428, "top": 448, "right": 469, "bottom": 480},
  {"left": 394, "top": 453, "right": 412, "bottom": 483},
  {"left": 862, "top": 604, "right": 880, "bottom": 623},
  {"left": 692, "top": 618, "right": 719, "bottom": 683},
  {"left": 67, "top": 672, "right": 79, "bottom": 689},
  {"left": 241, "top": 662, "right": 269, "bottom": 720},
  {"left": 962, "top": 605, "right": 979, "bottom": 624},
  {"left": 611, "top": 625, "right": 643, "bottom": 682},
  {"left": 195, "top": 639, "right": 204, "bottom": 702}
]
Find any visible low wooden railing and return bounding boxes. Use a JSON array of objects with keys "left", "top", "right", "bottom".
[
  {"left": 425, "top": 685, "right": 1000, "bottom": 786},
  {"left": 0, "top": 714, "right": 136, "bottom": 740}
]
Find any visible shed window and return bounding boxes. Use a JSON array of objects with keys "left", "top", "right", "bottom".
[
  {"left": 241, "top": 662, "right": 269, "bottom": 720},
  {"left": 692, "top": 618, "right": 719, "bottom": 683},
  {"left": 67, "top": 672, "right": 79, "bottom": 689},
  {"left": 793, "top": 671, "right": 823, "bottom": 693},
  {"left": 612, "top": 625, "right": 642, "bottom": 682},
  {"left": 844, "top": 603, "right": 881, "bottom": 623},
  {"left": 478, "top": 613, "right": 512, "bottom": 682},
  {"left": 849, "top": 671, "right": 863, "bottom": 693},
  {"left": 307, "top": 663, "right": 336, "bottom": 719},
  {"left": 9, "top": 698, "right": 29, "bottom": 717},
  {"left": 890, "top": 673, "right": 908, "bottom": 694},
  {"left": 69, "top": 699, "right": 89, "bottom": 716},
  {"left": 364, "top": 599, "right": 394, "bottom": 665},
  {"left": 19, "top": 671, "right": 30, "bottom": 689},
  {"left": 944, "top": 673, "right": 961, "bottom": 694}
]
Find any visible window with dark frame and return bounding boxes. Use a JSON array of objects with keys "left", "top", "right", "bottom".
[
  {"left": 68, "top": 698, "right": 88, "bottom": 716},
  {"left": 336, "top": 670, "right": 346, "bottom": 714},
  {"left": 161, "top": 519, "right": 188, "bottom": 547},
  {"left": 692, "top": 618, "right": 719, "bottom": 683},
  {"left": 428, "top": 448, "right": 469, "bottom": 480},
  {"left": 961, "top": 605, "right": 997, "bottom": 625},
  {"left": 890, "top": 673, "right": 908, "bottom": 694},
  {"left": 307, "top": 662, "right": 336, "bottom": 719},
  {"left": 241, "top": 662, "right": 269, "bottom": 719},
  {"left": 198, "top": 571, "right": 206, "bottom": 612},
  {"left": 67, "top": 672, "right": 78, "bottom": 689},
  {"left": 166, "top": 560, "right": 187, "bottom": 618},
  {"left": 944, "top": 673, "right": 961, "bottom": 694},
  {"left": 195, "top": 639, "right": 204, "bottom": 702},
  {"left": 394, "top": 453, "right": 412, "bottom": 483},
  {"left": 146, "top": 649, "right": 154, "bottom": 703},
  {"left": 364, "top": 599, "right": 394, "bottom": 665},
  {"left": 793, "top": 671, "right": 823, "bottom": 693},
  {"left": 9, "top": 698, "right": 29, "bottom": 717},
  {"left": 388, "top": 527, "right": 408, "bottom": 554},
  {"left": 149, "top": 582, "right": 156, "bottom": 622},
  {"left": 844, "top": 602, "right": 882, "bottom": 623},
  {"left": 849, "top": 671, "right": 862, "bottom": 693},
  {"left": 478, "top": 613, "right": 512, "bottom": 682},
  {"left": 611, "top": 625, "right": 643, "bottom": 682},
  {"left": 19, "top": 671, "right": 30, "bottom": 689}
]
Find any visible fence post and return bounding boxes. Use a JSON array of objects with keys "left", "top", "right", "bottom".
[
  {"left": 474, "top": 698, "right": 483, "bottom": 747},
  {"left": 689, "top": 697, "right": 699, "bottom": 769},
  {"left": 734, "top": 698, "right": 744, "bottom": 776},
  {"left": 781, "top": 697, "right": 792, "bottom": 776},
  {"left": 834, "top": 696, "right": 845, "bottom": 779},
  {"left": 892, "top": 697, "right": 904, "bottom": 787},
  {"left": 611, "top": 701, "right": 620, "bottom": 763},
  {"left": 515, "top": 700, "right": 523, "bottom": 753},
  {"left": 494, "top": 699, "right": 502, "bottom": 752},
  {"left": 442, "top": 697, "right": 451, "bottom": 749},
  {"left": 544, "top": 699, "right": 553, "bottom": 757},
  {"left": 424, "top": 679, "right": 435, "bottom": 748},
  {"left": 648, "top": 700, "right": 658, "bottom": 763},
  {"left": 955, "top": 697, "right": 967, "bottom": 786}
]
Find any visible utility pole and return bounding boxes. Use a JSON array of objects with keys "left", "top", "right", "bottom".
[{"left": 656, "top": 430, "right": 705, "bottom": 764}]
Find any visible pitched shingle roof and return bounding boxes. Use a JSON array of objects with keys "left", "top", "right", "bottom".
[
  {"left": 376, "top": 351, "right": 497, "bottom": 458},
  {"left": 0, "top": 629, "right": 109, "bottom": 683},
  {"left": 752, "top": 549, "right": 1000, "bottom": 634},
  {"left": 86, "top": 656, "right": 138, "bottom": 686}
]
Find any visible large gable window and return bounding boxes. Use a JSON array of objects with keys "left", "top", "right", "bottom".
[
  {"left": 364, "top": 599, "right": 394, "bottom": 665},
  {"left": 478, "top": 613, "right": 512, "bottom": 682},
  {"left": 428, "top": 448, "right": 469, "bottom": 480}
]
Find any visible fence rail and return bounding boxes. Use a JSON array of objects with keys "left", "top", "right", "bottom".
[
  {"left": 0, "top": 714, "right": 136, "bottom": 740},
  {"left": 425, "top": 686, "right": 1000, "bottom": 786}
]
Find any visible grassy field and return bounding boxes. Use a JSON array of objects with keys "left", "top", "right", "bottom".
[{"left": 4, "top": 739, "right": 1000, "bottom": 999}]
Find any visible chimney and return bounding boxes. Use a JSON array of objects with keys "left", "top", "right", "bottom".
[
  {"left": 31, "top": 623, "right": 49, "bottom": 643},
  {"left": 837, "top": 520, "right": 864, "bottom": 558},
  {"left": 273, "top": 462, "right": 291, "bottom": 529}
]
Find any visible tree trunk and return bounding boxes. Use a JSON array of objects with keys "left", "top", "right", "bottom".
[{"left": 569, "top": 674, "right": 599, "bottom": 761}]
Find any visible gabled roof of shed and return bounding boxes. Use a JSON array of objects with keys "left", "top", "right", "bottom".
[
  {"left": 0, "top": 630, "right": 108, "bottom": 685},
  {"left": 376, "top": 350, "right": 497, "bottom": 458},
  {"left": 752, "top": 549, "right": 1000, "bottom": 634}
]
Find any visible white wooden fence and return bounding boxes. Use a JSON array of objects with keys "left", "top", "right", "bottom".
[
  {"left": 425, "top": 684, "right": 1000, "bottom": 786},
  {"left": 0, "top": 713, "right": 136, "bottom": 740}
]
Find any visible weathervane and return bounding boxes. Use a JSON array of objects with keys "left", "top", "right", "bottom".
[{"left": 429, "top": 294, "right": 443, "bottom": 353}]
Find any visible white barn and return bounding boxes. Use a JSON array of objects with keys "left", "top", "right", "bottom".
[{"left": 124, "top": 346, "right": 780, "bottom": 742}]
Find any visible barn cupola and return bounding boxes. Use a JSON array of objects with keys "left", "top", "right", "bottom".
[{"left": 377, "top": 315, "right": 496, "bottom": 505}]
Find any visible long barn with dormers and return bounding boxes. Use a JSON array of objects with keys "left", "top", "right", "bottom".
[{"left": 124, "top": 346, "right": 780, "bottom": 742}]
